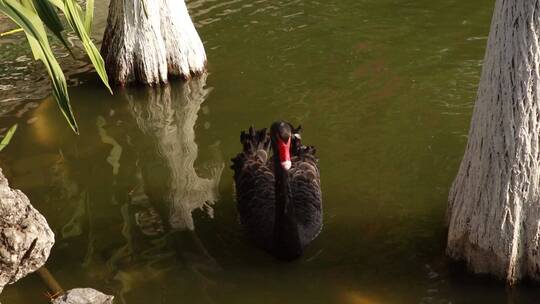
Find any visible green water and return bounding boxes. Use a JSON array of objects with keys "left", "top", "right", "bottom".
[{"left": 1, "top": 0, "right": 539, "bottom": 303}]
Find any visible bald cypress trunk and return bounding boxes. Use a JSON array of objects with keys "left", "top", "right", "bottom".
[
  {"left": 447, "top": 0, "right": 540, "bottom": 284},
  {"left": 101, "top": 0, "right": 206, "bottom": 85}
]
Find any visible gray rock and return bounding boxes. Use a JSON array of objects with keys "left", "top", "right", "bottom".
[
  {"left": 52, "top": 288, "right": 114, "bottom": 304},
  {"left": 0, "top": 168, "right": 54, "bottom": 293}
]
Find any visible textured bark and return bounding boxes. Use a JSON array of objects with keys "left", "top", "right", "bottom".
[
  {"left": 0, "top": 168, "right": 54, "bottom": 293},
  {"left": 101, "top": 0, "right": 206, "bottom": 85},
  {"left": 447, "top": 0, "right": 540, "bottom": 284}
]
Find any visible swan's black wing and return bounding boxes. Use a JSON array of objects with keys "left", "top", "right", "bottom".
[
  {"left": 289, "top": 126, "right": 323, "bottom": 246},
  {"left": 231, "top": 127, "right": 275, "bottom": 249}
]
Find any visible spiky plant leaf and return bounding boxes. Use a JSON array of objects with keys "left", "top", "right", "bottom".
[
  {"left": 30, "top": 0, "right": 72, "bottom": 53},
  {"left": 0, "top": 27, "right": 22, "bottom": 36},
  {"left": 0, "top": 0, "right": 79, "bottom": 133},
  {"left": 84, "top": 0, "right": 93, "bottom": 33},
  {"left": 50, "top": 0, "right": 111, "bottom": 94},
  {"left": 0, "top": 124, "right": 17, "bottom": 152}
]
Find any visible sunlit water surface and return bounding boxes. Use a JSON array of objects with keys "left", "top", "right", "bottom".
[{"left": 1, "top": 0, "right": 539, "bottom": 303}]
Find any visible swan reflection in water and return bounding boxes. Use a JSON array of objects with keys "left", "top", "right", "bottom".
[{"left": 108, "top": 74, "right": 224, "bottom": 303}]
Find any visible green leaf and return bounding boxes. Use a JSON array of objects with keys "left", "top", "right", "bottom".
[
  {"left": 0, "top": 0, "right": 79, "bottom": 133},
  {"left": 0, "top": 27, "right": 23, "bottom": 36},
  {"left": 31, "top": 0, "right": 73, "bottom": 56},
  {"left": 51, "top": 0, "right": 111, "bottom": 94},
  {"left": 0, "top": 124, "right": 17, "bottom": 152},
  {"left": 84, "top": 0, "right": 93, "bottom": 34},
  {"left": 0, "top": 0, "right": 112, "bottom": 134}
]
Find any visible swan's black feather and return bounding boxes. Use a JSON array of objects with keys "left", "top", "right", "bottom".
[{"left": 231, "top": 125, "right": 322, "bottom": 255}]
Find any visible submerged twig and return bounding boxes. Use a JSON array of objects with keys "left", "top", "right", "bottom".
[{"left": 36, "top": 267, "right": 64, "bottom": 299}]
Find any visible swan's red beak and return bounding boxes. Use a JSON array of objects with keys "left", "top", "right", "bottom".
[{"left": 278, "top": 137, "right": 291, "bottom": 171}]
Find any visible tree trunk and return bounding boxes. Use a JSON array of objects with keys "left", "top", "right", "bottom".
[
  {"left": 447, "top": 0, "right": 540, "bottom": 284},
  {"left": 101, "top": 0, "right": 206, "bottom": 85}
]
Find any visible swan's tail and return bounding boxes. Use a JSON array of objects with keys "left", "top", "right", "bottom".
[
  {"left": 231, "top": 126, "right": 270, "bottom": 176},
  {"left": 241, "top": 126, "right": 270, "bottom": 154}
]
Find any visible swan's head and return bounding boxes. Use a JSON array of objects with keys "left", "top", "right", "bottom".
[{"left": 270, "top": 121, "right": 292, "bottom": 171}]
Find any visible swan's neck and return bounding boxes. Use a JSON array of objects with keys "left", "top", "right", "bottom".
[
  {"left": 273, "top": 148, "right": 302, "bottom": 259},
  {"left": 274, "top": 163, "right": 290, "bottom": 221}
]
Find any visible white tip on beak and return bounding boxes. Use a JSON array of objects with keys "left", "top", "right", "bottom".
[{"left": 281, "top": 160, "right": 292, "bottom": 170}]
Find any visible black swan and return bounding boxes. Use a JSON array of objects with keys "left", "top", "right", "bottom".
[{"left": 231, "top": 121, "right": 323, "bottom": 260}]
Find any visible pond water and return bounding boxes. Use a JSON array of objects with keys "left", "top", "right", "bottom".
[{"left": 1, "top": 0, "right": 539, "bottom": 303}]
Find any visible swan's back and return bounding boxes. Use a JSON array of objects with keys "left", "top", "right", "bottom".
[
  {"left": 232, "top": 127, "right": 275, "bottom": 249},
  {"left": 289, "top": 145, "right": 323, "bottom": 246}
]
